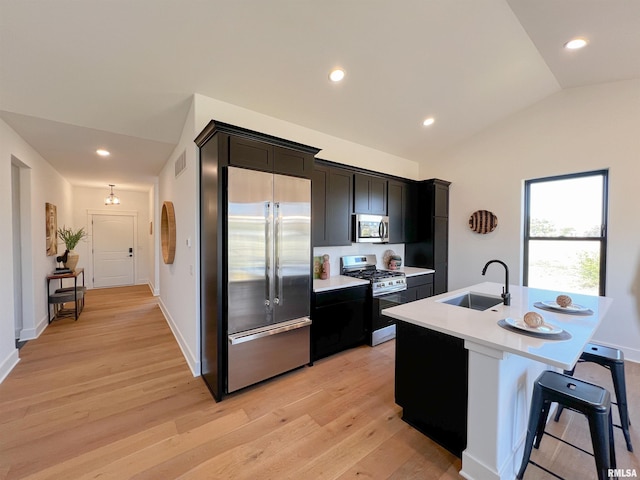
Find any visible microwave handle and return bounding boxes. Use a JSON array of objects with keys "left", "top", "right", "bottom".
[{"left": 379, "top": 220, "right": 387, "bottom": 240}]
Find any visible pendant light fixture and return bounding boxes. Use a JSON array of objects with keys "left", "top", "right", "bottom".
[{"left": 104, "top": 184, "right": 120, "bottom": 205}]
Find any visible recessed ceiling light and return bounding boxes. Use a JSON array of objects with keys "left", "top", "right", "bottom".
[
  {"left": 422, "top": 117, "right": 435, "bottom": 127},
  {"left": 329, "top": 68, "right": 345, "bottom": 82},
  {"left": 96, "top": 149, "right": 110, "bottom": 157},
  {"left": 564, "top": 38, "right": 588, "bottom": 50}
]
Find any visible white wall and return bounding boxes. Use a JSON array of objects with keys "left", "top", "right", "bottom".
[
  {"left": 193, "top": 94, "right": 419, "bottom": 180},
  {"left": 428, "top": 79, "right": 640, "bottom": 361},
  {"left": 0, "top": 119, "right": 73, "bottom": 382},
  {"left": 71, "top": 186, "right": 152, "bottom": 289},
  {"left": 313, "top": 244, "right": 406, "bottom": 278},
  {"left": 157, "top": 98, "right": 200, "bottom": 375}
]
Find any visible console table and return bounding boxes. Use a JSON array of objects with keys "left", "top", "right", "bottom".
[{"left": 47, "top": 268, "right": 86, "bottom": 323}]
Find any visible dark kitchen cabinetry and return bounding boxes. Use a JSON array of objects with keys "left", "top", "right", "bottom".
[
  {"left": 395, "top": 321, "right": 468, "bottom": 457},
  {"left": 405, "top": 179, "right": 450, "bottom": 295},
  {"left": 405, "top": 273, "right": 433, "bottom": 301},
  {"left": 354, "top": 173, "right": 387, "bottom": 215},
  {"left": 229, "top": 131, "right": 314, "bottom": 178},
  {"left": 388, "top": 179, "right": 417, "bottom": 243},
  {"left": 312, "top": 161, "right": 353, "bottom": 247},
  {"left": 311, "top": 285, "right": 368, "bottom": 361},
  {"left": 196, "top": 120, "right": 320, "bottom": 401}
]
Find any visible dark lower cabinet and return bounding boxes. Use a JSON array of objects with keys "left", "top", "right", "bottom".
[
  {"left": 311, "top": 285, "right": 368, "bottom": 361},
  {"left": 395, "top": 321, "right": 468, "bottom": 457},
  {"left": 406, "top": 273, "right": 434, "bottom": 301}
]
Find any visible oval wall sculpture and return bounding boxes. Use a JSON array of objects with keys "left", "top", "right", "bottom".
[
  {"left": 161, "top": 201, "right": 176, "bottom": 264},
  {"left": 469, "top": 210, "right": 498, "bottom": 234}
]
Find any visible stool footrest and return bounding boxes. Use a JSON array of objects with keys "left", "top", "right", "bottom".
[
  {"left": 528, "top": 460, "right": 566, "bottom": 480},
  {"left": 543, "top": 430, "right": 594, "bottom": 457}
]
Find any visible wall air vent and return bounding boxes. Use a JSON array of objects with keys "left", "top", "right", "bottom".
[{"left": 174, "top": 151, "right": 186, "bottom": 178}]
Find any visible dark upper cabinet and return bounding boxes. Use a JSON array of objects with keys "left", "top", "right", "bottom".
[
  {"left": 228, "top": 128, "right": 315, "bottom": 178},
  {"left": 229, "top": 136, "right": 272, "bottom": 171},
  {"left": 433, "top": 180, "right": 449, "bottom": 218},
  {"left": 312, "top": 164, "right": 329, "bottom": 246},
  {"left": 273, "top": 145, "right": 314, "bottom": 178},
  {"left": 354, "top": 173, "right": 387, "bottom": 215},
  {"left": 388, "top": 179, "right": 417, "bottom": 243},
  {"left": 312, "top": 161, "right": 353, "bottom": 246}
]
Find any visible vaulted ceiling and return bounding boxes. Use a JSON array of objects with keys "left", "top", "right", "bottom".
[{"left": 1, "top": 0, "right": 639, "bottom": 190}]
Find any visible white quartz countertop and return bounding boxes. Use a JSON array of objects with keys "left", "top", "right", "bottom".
[
  {"left": 313, "top": 267, "right": 435, "bottom": 292},
  {"left": 394, "top": 266, "right": 435, "bottom": 277},
  {"left": 313, "top": 275, "right": 369, "bottom": 293},
  {"left": 382, "top": 281, "right": 613, "bottom": 370}
]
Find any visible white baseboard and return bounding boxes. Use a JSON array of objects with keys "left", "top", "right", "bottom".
[
  {"left": 148, "top": 281, "right": 160, "bottom": 296},
  {"left": 157, "top": 298, "right": 200, "bottom": 376},
  {"left": 19, "top": 313, "right": 49, "bottom": 341},
  {"left": 0, "top": 349, "right": 20, "bottom": 384}
]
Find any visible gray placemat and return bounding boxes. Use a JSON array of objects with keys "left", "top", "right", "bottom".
[
  {"left": 498, "top": 319, "right": 572, "bottom": 340},
  {"left": 533, "top": 301, "right": 594, "bottom": 316}
]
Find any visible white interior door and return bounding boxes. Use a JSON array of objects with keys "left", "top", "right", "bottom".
[{"left": 93, "top": 215, "right": 135, "bottom": 288}]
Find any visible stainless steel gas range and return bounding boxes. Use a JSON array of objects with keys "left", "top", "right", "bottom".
[{"left": 341, "top": 254, "right": 408, "bottom": 346}]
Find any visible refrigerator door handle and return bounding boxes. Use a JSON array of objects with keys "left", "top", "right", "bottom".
[
  {"left": 274, "top": 202, "right": 282, "bottom": 305},
  {"left": 228, "top": 317, "right": 312, "bottom": 345},
  {"left": 264, "top": 201, "right": 271, "bottom": 305}
]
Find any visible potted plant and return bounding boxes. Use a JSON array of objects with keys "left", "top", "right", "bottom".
[{"left": 57, "top": 226, "right": 87, "bottom": 271}]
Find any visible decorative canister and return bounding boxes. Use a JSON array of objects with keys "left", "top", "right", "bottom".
[{"left": 321, "top": 254, "right": 330, "bottom": 279}]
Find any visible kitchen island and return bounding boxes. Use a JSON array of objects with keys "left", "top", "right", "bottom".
[{"left": 382, "top": 281, "right": 613, "bottom": 480}]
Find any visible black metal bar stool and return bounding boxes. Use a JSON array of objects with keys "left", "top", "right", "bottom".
[
  {"left": 517, "top": 370, "right": 616, "bottom": 480},
  {"left": 555, "top": 342, "right": 633, "bottom": 452}
]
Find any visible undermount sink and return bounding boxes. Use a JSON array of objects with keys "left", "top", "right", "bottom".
[{"left": 437, "top": 292, "right": 503, "bottom": 311}]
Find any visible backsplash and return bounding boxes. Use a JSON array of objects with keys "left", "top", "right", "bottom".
[{"left": 313, "top": 243, "right": 406, "bottom": 277}]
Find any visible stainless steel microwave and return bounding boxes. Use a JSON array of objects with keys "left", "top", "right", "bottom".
[{"left": 354, "top": 214, "right": 389, "bottom": 243}]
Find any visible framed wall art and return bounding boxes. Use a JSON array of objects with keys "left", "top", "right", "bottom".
[{"left": 46, "top": 202, "right": 58, "bottom": 256}]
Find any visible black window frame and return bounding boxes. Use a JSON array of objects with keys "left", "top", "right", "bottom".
[{"left": 523, "top": 169, "right": 608, "bottom": 296}]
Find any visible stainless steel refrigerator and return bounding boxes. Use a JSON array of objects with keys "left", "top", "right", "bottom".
[{"left": 226, "top": 166, "right": 311, "bottom": 392}]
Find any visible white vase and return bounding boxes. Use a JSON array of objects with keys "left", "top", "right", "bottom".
[{"left": 64, "top": 250, "right": 79, "bottom": 271}]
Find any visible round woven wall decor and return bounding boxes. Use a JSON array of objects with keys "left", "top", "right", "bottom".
[
  {"left": 161, "top": 201, "right": 176, "bottom": 264},
  {"left": 469, "top": 210, "right": 498, "bottom": 234}
]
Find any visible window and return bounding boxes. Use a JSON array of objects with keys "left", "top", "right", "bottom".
[{"left": 524, "top": 170, "right": 608, "bottom": 296}]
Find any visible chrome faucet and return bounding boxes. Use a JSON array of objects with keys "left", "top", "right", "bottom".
[{"left": 482, "top": 259, "right": 511, "bottom": 306}]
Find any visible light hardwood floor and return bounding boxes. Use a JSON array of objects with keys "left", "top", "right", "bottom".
[{"left": 0, "top": 286, "right": 637, "bottom": 479}]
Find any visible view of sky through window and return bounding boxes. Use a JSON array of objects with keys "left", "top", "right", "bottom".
[{"left": 526, "top": 172, "right": 606, "bottom": 296}]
